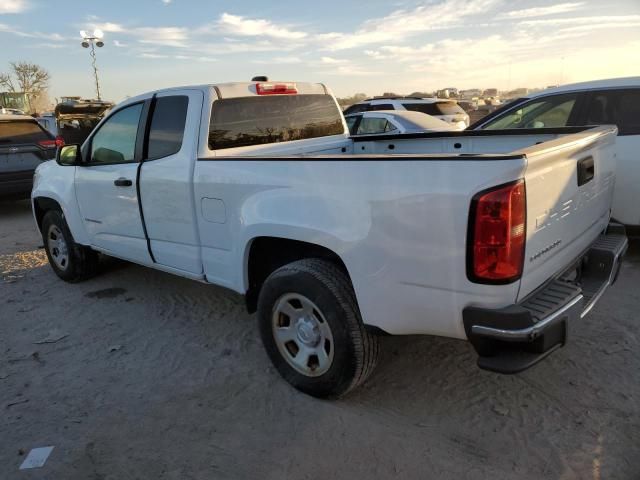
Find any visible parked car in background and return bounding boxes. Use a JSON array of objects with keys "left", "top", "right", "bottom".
[
  {"left": 54, "top": 98, "right": 113, "bottom": 145},
  {"left": 36, "top": 112, "right": 58, "bottom": 136},
  {"left": 0, "top": 107, "right": 26, "bottom": 115},
  {"left": 470, "top": 76, "right": 640, "bottom": 226},
  {"left": 0, "top": 114, "right": 58, "bottom": 199},
  {"left": 456, "top": 100, "right": 478, "bottom": 113},
  {"left": 345, "top": 110, "right": 457, "bottom": 136},
  {"left": 343, "top": 96, "right": 470, "bottom": 129},
  {"left": 32, "top": 79, "right": 626, "bottom": 398}
]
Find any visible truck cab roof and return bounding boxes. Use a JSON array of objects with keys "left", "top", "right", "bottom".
[{"left": 121, "top": 81, "right": 330, "bottom": 105}]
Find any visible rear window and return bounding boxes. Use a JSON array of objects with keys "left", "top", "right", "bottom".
[
  {"left": 402, "top": 102, "right": 465, "bottom": 116},
  {"left": 0, "top": 120, "right": 50, "bottom": 145},
  {"left": 368, "top": 104, "right": 395, "bottom": 111},
  {"left": 343, "top": 104, "right": 368, "bottom": 115},
  {"left": 209, "top": 94, "right": 344, "bottom": 150}
]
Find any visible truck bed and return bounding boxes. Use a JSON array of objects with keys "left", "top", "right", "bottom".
[{"left": 194, "top": 126, "right": 617, "bottom": 337}]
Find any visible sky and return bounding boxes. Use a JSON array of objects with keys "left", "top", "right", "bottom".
[{"left": 0, "top": 0, "right": 639, "bottom": 102}]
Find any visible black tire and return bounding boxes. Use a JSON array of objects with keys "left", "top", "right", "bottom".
[
  {"left": 258, "top": 258, "right": 379, "bottom": 398},
  {"left": 41, "top": 210, "right": 99, "bottom": 282}
]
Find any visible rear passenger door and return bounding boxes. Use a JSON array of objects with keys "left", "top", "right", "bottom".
[
  {"left": 581, "top": 88, "right": 640, "bottom": 225},
  {"left": 139, "top": 89, "right": 205, "bottom": 275}
]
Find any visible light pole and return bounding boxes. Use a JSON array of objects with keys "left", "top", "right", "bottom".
[{"left": 80, "top": 29, "right": 105, "bottom": 100}]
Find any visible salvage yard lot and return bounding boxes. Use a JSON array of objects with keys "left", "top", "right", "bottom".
[{"left": 1, "top": 199, "right": 639, "bottom": 479}]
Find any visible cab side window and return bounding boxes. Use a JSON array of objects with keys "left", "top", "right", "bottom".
[
  {"left": 483, "top": 94, "right": 579, "bottom": 130},
  {"left": 90, "top": 103, "right": 143, "bottom": 164},
  {"left": 586, "top": 89, "right": 640, "bottom": 136},
  {"left": 147, "top": 96, "right": 189, "bottom": 159}
]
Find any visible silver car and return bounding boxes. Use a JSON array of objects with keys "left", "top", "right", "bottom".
[{"left": 345, "top": 110, "right": 458, "bottom": 137}]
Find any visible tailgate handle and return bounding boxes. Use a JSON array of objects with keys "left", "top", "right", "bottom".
[{"left": 577, "top": 156, "right": 595, "bottom": 186}]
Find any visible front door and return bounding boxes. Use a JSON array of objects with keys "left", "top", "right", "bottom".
[{"left": 75, "top": 101, "right": 152, "bottom": 263}]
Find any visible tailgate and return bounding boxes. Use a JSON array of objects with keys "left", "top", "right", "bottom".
[{"left": 517, "top": 126, "right": 617, "bottom": 301}]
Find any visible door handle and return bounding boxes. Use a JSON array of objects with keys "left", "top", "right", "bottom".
[
  {"left": 577, "top": 156, "right": 595, "bottom": 186},
  {"left": 114, "top": 177, "right": 133, "bottom": 187}
]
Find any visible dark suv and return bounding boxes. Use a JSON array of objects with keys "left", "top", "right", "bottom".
[{"left": 0, "top": 114, "right": 58, "bottom": 200}]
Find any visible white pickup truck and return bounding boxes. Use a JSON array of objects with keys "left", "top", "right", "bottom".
[{"left": 32, "top": 80, "right": 627, "bottom": 398}]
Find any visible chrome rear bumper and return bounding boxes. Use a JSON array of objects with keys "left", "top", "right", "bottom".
[{"left": 463, "top": 227, "right": 628, "bottom": 374}]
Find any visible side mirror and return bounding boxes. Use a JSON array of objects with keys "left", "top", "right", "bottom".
[{"left": 56, "top": 144, "right": 82, "bottom": 166}]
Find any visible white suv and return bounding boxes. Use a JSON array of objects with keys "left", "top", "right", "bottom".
[
  {"left": 471, "top": 76, "right": 640, "bottom": 226},
  {"left": 343, "top": 96, "right": 470, "bottom": 130}
]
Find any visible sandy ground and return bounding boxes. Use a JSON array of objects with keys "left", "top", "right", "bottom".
[{"left": 1, "top": 199, "right": 639, "bottom": 480}]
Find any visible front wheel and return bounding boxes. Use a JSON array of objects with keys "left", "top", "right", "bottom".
[
  {"left": 258, "top": 258, "right": 379, "bottom": 398},
  {"left": 41, "top": 210, "right": 99, "bottom": 282}
]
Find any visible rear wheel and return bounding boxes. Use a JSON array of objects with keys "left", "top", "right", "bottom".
[
  {"left": 258, "top": 258, "right": 379, "bottom": 398},
  {"left": 41, "top": 210, "right": 98, "bottom": 282}
]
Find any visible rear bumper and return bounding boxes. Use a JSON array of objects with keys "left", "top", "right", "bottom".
[
  {"left": 0, "top": 170, "right": 34, "bottom": 199},
  {"left": 463, "top": 226, "right": 628, "bottom": 374}
]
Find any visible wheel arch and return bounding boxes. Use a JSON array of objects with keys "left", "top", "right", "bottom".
[
  {"left": 33, "top": 196, "right": 63, "bottom": 233},
  {"left": 32, "top": 194, "right": 90, "bottom": 245},
  {"left": 244, "top": 236, "right": 351, "bottom": 314}
]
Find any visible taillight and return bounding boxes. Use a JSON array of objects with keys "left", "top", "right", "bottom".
[
  {"left": 255, "top": 82, "right": 297, "bottom": 95},
  {"left": 468, "top": 180, "right": 526, "bottom": 284},
  {"left": 55, "top": 135, "right": 65, "bottom": 147},
  {"left": 38, "top": 139, "right": 57, "bottom": 149}
]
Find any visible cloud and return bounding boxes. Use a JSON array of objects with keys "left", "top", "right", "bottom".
[
  {"left": 0, "top": 23, "right": 67, "bottom": 40},
  {"left": 499, "top": 2, "right": 584, "bottom": 19},
  {"left": 134, "top": 26, "right": 188, "bottom": 47},
  {"left": 320, "top": 64, "right": 380, "bottom": 76},
  {"left": 364, "top": 50, "right": 386, "bottom": 59},
  {"left": 321, "top": 0, "right": 500, "bottom": 50},
  {"left": 113, "top": 40, "right": 127, "bottom": 47},
  {"left": 0, "top": 0, "right": 28, "bottom": 14},
  {"left": 139, "top": 52, "right": 168, "bottom": 59},
  {"left": 560, "top": 20, "right": 640, "bottom": 32},
  {"left": 216, "top": 12, "right": 307, "bottom": 40},
  {"left": 193, "top": 38, "right": 301, "bottom": 54},
  {"left": 87, "top": 21, "right": 125, "bottom": 33},
  {"left": 162, "top": 0, "right": 172, "bottom": 3},
  {"left": 27, "top": 42, "right": 65, "bottom": 49},
  {"left": 320, "top": 56, "right": 348, "bottom": 64},
  {"left": 519, "top": 14, "right": 640, "bottom": 27},
  {"left": 86, "top": 20, "right": 188, "bottom": 47},
  {"left": 174, "top": 55, "right": 216, "bottom": 62},
  {"left": 252, "top": 56, "right": 303, "bottom": 64}
]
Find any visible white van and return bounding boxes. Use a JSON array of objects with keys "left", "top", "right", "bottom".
[{"left": 471, "top": 77, "right": 640, "bottom": 226}]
